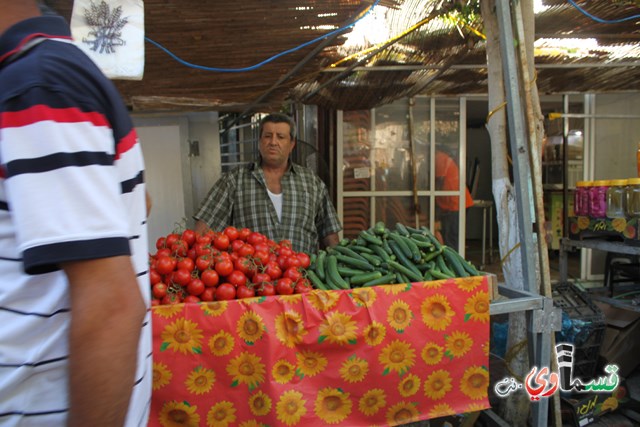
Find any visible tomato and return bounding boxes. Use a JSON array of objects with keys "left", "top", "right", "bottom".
[
  {"left": 280, "top": 239, "right": 293, "bottom": 248},
  {"left": 196, "top": 234, "right": 212, "bottom": 246},
  {"left": 186, "top": 248, "right": 197, "bottom": 260},
  {"left": 236, "top": 284, "right": 255, "bottom": 299},
  {"left": 156, "top": 237, "right": 167, "bottom": 250},
  {"left": 214, "top": 258, "right": 234, "bottom": 277},
  {"left": 296, "top": 252, "right": 311, "bottom": 269},
  {"left": 215, "top": 283, "right": 236, "bottom": 300},
  {"left": 276, "top": 255, "right": 289, "bottom": 271},
  {"left": 161, "top": 293, "right": 182, "bottom": 305},
  {"left": 238, "top": 243, "right": 255, "bottom": 258},
  {"left": 184, "top": 295, "right": 201, "bottom": 304},
  {"left": 155, "top": 248, "right": 172, "bottom": 259},
  {"left": 276, "top": 278, "right": 294, "bottom": 295},
  {"left": 264, "top": 261, "right": 282, "bottom": 280},
  {"left": 227, "top": 270, "right": 248, "bottom": 287},
  {"left": 277, "top": 245, "right": 294, "bottom": 258},
  {"left": 252, "top": 249, "right": 270, "bottom": 267},
  {"left": 284, "top": 255, "right": 302, "bottom": 269},
  {"left": 151, "top": 298, "right": 161, "bottom": 306},
  {"left": 247, "top": 231, "right": 266, "bottom": 246},
  {"left": 155, "top": 256, "right": 177, "bottom": 275},
  {"left": 230, "top": 239, "right": 245, "bottom": 253},
  {"left": 152, "top": 282, "right": 168, "bottom": 299},
  {"left": 177, "top": 257, "right": 195, "bottom": 272},
  {"left": 181, "top": 229, "right": 197, "bottom": 247},
  {"left": 187, "top": 278, "right": 205, "bottom": 296},
  {"left": 235, "top": 257, "right": 256, "bottom": 278},
  {"left": 257, "top": 282, "right": 276, "bottom": 297},
  {"left": 201, "top": 269, "right": 220, "bottom": 287},
  {"left": 254, "top": 242, "right": 270, "bottom": 254},
  {"left": 149, "top": 269, "right": 162, "bottom": 285},
  {"left": 193, "top": 242, "right": 212, "bottom": 257},
  {"left": 252, "top": 272, "right": 271, "bottom": 285},
  {"left": 213, "top": 233, "right": 230, "bottom": 251},
  {"left": 294, "top": 279, "right": 312, "bottom": 294},
  {"left": 165, "top": 233, "right": 181, "bottom": 249},
  {"left": 172, "top": 267, "right": 192, "bottom": 286},
  {"left": 223, "top": 226, "right": 239, "bottom": 242},
  {"left": 171, "top": 239, "right": 189, "bottom": 257},
  {"left": 195, "top": 254, "right": 213, "bottom": 271},
  {"left": 238, "top": 227, "right": 251, "bottom": 241},
  {"left": 200, "top": 287, "right": 215, "bottom": 302},
  {"left": 283, "top": 266, "right": 303, "bottom": 282}
]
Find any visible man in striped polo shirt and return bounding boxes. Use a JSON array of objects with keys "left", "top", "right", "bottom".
[{"left": 0, "top": 2, "right": 151, "bottom": 426}]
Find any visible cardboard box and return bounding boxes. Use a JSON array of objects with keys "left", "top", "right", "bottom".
[
  {"left": 561, "top": 384, "right": 628, "bottom": 427},
  {"left": 595, "top": 301, "right": 640, "bottom": 378}
]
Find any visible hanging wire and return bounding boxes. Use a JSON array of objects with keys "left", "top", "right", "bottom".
[
  {"left": 144, "top": 0, "right": 381, "bottom": 73},
  {"left": 567, "top": 0, "right": 640, "bottom": 24}
]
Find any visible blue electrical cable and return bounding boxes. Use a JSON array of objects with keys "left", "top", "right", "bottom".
[
  {"left": 145, "top": 0, "right": 381, "bottom": 73},
  {"left": 567, "top": 0, "right": 640, "bottom": 24}
]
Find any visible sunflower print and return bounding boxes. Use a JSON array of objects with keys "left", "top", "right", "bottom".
[
  {"left": 272, "top": 359, "right": 296, "bottom": 384},
  {"left": 577, "top": 216, "right": 590, "bottom": 230},
  {"left": 420, "top": 294, "right": 455, "bottom": 331},
  {"left": 276, "top": 390, "right": 307, "bottom": 426},
  {"left": 363, "top": 321, "right": 387, "bottom": 346},
  {"left": 378, "top": 339, "right": 416, "bottom": 375},
  {"left": 152, "top": 362, "right": 172, "bottom": 391},
  {"left": 160, "top": 318, "right": 204, "bottom": 354},
  {"left": 152, "top": 303, "right": 183, "bottom": 319},
  {"left": 464, "top": 291, "right": 490, "bottom": 323},
  {"left": 445, "top": 330, "right": 473, "bottom": 358},
  {"left": 382, "top": 283, "right": 409, "bottom": 296},
  {"left": 457, "top": 276, "right": 483, "bottom": 292},
  {"left": 423, "top": 369, "right": 452, "bottom": 400},
  {"left": 201, "top": 300, "right": 228, "bottom": 316},
  {"left": 465, "top": 403, "right": 488, "bottom": 413},
  {"left": 460, "top": 366, "right": 489, "bottom": 400},
  {"left": 226, "top": 351, "right": 266, "bottom": 390},
  {"left": 398, "top": 373, "right": 421, "bottom": 397},
  {"left": 421, "top": 342, "right": 444, "bottom": 366},
  {"left": 314, "top": 387, "right": 352, "bottom": 424},
  {"left": 385, "top": 401, "right": 420, "bottom": 426},
  {"left": 358, "top": 389, "right": 386, "bottom": 416},
  {"left": 296, "top": 350, "right": 328, "bottom": 377},
  {"left": 351, "top": 287, "right": 377, "bottom": 307},
  {"left": 319, "top": 311, "right": 359, "bottom": 345},
  {"left": 208, "top": 330, "right": 235, "bottom": 356},
  {"left": 421, "top": 278, "right": 444, "bottom": 289},
  {"left": 185, "top": 366, "right": 216, "bottom": 395},
  {"left": 159, "top": 400, "right": 200, "bottom": 427},
  {"left": 249, "top": 390, "right": 272, "bottom": 416},
  {"left": 306, "top": 290, "right": 340, "bottom": 311},
  {"left": 275, "top": 310, "right": 308, "bottom": 348},
  {"left": 387, "top": 300, "right": 413, "bottom": 332},
  {"left": 429, "top": 403, "right": 454, "bottom": 418},
  {"left": 339, "top": 356, "right": 369, "bottom": 383},
  {"left": 237, "top": 310, "right": 266, "bottom": 344},
  {"left": 206, "top": 401, "right": 236, "bottom": 427},
  {"left": 239, "top": 421, "right": 265, "bottom": 427}
]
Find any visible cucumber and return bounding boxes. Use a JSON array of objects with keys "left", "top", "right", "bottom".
[
  {"left": 327, "top": 255, "right": 350, "bottom": 289},
  {"left": 388, "top": 240, "right": 422, "bottom": 278},
  {"left": 359, "top": 230, "right": 383, "bottom": 246},
  {"left": 442, "top": 246, "right": 470, "bottom": 278},
  {"left": 399, "top": 234, "right": 422, "bottom": 262},
  {"left": 387, "top": 260, "right": 423, "bottom": 282},
  {"left": 349, "top": 244, "right": 374, "bottom": 254},
  {"left": 370, "top": 244, "right": 391, "bottom": 262},
  {"left": 387, "top": 232, "right": 413, "bottom": 260},
  {"left": 362, "top": 273, "right": 396, "bottom": 287},
  {"left": 436, "top": 254, "right": 456, "bottom": 277},
  {"left": 360, "top": 252, "right": 382, "bottom": 267},
  {"left": 331, "top": 245, "right": 368, "bottom": 262},
  {"left": 430, "top": 268, "right": 453, "bottom": 280},
  {"left": 315, "top": 250, "right": 327, "bottom": 281},
  {"left": 334, "top": 253, "right": 375, "bottom": 272},
  {"left": 395, "top": 222, "right": 410, "bottom": 236},
  {"left": 373, "top": 221, "right": 387, "bottom": 236},
  {"left": 337, "top": 266, "right": 367, "bottom": 277},
  {"left": 306, "top": 269, "right": 328, "bottom": 290},
  {"left": 350, "top": 271, "right": 383, "bottom": 286}
]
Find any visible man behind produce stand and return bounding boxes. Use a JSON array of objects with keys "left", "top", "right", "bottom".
[
  {"left": 194, "top": 113, "right": 342, "bottom": 253},
  {"left": 0, "top": 1, "right": 151, "bottom": 426}
]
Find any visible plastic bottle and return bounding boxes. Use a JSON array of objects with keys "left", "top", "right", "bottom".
[
  {"left": 574, "top": 181, "right": 591, "bottom": 217},
  {"left": 626, "top": 178, "right": 640, "bottom": 218},
  {"left": 589, "top": 180, "right": 609, "bottom": 218},
  {"left": 606, "top": 179, "right": 627, "bottom": 218}
]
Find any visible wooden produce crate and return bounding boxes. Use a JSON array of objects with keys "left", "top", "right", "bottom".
[{"left": 149, "top": 275, "right": 492, "bottom": 427}]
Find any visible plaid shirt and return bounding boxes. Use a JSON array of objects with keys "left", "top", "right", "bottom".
[{"left": 194, "top": 161, "right": 342, "bottom": 253}]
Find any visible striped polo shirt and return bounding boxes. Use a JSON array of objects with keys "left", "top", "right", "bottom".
[{"left": 0, "top": 16, "right": 151, "bottom": 426}]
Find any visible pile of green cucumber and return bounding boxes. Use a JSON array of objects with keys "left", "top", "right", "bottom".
[{"left": 307, "top": 222, "right": 480, "bottom": 290}]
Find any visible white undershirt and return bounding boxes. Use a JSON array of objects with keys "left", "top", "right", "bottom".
[{"left": 267, "top": 189, "right": 283, "bottom": 222}]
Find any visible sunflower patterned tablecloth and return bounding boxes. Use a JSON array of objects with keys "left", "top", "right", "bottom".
[{"left": 150, "top": 276, "right": 491, "bottom": 427}]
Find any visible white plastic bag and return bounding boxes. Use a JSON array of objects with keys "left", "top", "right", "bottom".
[{"left": 70, "top": 0, "right": 145, "bottom": 80}]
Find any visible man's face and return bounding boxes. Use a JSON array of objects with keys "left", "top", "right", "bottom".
[{"left": 259, "top": 121, "right": 295, "bottom": 168}]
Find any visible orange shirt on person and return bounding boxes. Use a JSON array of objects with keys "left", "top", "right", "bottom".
[{"left": 435, "top": 150, "right": 473, "bottom": 212}]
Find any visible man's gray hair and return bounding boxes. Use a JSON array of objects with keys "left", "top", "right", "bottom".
[{"left": 259, "top": 113, "right": 297, "bottom": 141}]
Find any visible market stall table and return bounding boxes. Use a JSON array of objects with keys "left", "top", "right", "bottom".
[{"left": 150, "top": 275, "right": 492, "bottom": 426}]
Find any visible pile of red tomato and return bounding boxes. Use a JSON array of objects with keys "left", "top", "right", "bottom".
[{"left": 149, "top": 226, "right": 313, "bottom": 305}]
